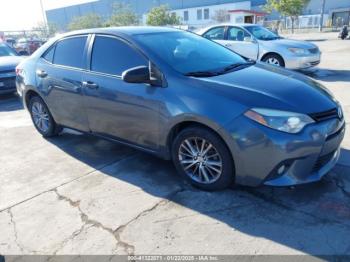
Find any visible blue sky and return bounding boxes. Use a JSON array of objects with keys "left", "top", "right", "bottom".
[{"left": 0, "top": 0, "right": 96, "bottom": 31}]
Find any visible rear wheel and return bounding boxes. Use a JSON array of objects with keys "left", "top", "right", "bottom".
[
  {"left": 262, "top": 54, "right": 285, "bottom": 67},
  {"left": 172, "top": 127, "right": 234, "bottom": 191},
  {"left": 29, "top": 96, "right": 61, "bottom": 137}
]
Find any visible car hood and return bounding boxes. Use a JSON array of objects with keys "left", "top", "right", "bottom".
[
  {"left": 0, "top": 56, "right": 24, "bottom": 71},
  {"left": 194, "top": 63, "right": 336, "bottom": 114},
  {"left": 260, "top": 38, "right": 317, "bottom": 49}
]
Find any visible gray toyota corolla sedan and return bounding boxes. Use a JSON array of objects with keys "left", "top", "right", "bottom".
[{"left": 16, "top": 27, "right": 345, "bottom": 191}]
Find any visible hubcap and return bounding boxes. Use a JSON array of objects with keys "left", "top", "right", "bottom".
[
  {"left": 178, "top": 137, "right": 223, "bottom": 184},
  {"left": 31, "top": 101, "right": 50, "bottom": 133},
  {"left": 266, "top": 57, "right": 280, "bottom": 66}
]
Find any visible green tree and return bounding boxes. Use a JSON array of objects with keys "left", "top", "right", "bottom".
[
  {"left": 146, "top": 5, "right": 180, "bottom": 26},
  {"left": 264, "top": 0, "right": 310, "bottom": 33},
  {"left": 68, "top": 13, "right": 103, "bottom": 31},
  {"left": 106, "top": 3, "right": 139, "bottom": 26}
]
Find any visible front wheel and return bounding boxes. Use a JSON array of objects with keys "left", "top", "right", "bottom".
[
  {"left": 29, "top": 96, "right": 61, "bottom": 137},
  {"left": 172, "top": 127, "right": 235, "bottom": 191},
  {"left": 262, "top": 54, "right": 285, "bottom": 67}
]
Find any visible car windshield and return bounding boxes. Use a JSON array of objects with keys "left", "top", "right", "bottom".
[
  {"left": 0, "top": 43, "right": 18, "bottom": 57},
  {"left": 134, "top": 31, "right": 248, "bottom": 75},
  {"left": 244, "top": 26, "right": 280, "bottom": 40}
]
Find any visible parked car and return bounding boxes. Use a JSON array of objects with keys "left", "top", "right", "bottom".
[
  {"left": 16, "top": 27, "right": 345, "bottom": 190},
  {"left": 15, "top": 38, "right": 43, "bottom": 55},
  {"left": 5, "top": 38, "right": 16, "bottom": 48},
  {"left": 198, "top": 24, "right": 321, "bottom": 69},
  {"left": 0, "top": 43, "right": 23, "bottom": 95}
]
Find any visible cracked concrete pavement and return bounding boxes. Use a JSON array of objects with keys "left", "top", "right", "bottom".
[{"left": 0, "top": 34, "right": 349, "bottom": 256}]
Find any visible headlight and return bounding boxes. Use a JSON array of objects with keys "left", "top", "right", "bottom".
[
  {"left": 288, "top": 47, "right": 309, "bottom": 55},
  {"left": 244, "top": 108, "right": 314, "bottom": 134}
]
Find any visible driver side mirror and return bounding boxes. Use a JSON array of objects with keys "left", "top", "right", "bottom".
[
  {"left": 244, "top": 36, "right": 254, "bottom": 42},
  {"left": 122, "top": 66, "right": 150, "bottom": 84}
]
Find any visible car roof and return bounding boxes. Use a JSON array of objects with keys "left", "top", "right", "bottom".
[
  {"left": 197, "top": 23, "right": 260, "bottom": 34},
  {"left": 61, "top": 26, "right": 181, "bottom": 38}
]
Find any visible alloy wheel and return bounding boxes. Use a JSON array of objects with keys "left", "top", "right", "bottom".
[
  {"left": 178, "top": 137, "right": 223, "bottom": 184},
  {"left": 266, "top": 57, "right": 281, "bottom": 66},
  {"left": 31, "top": 101, "right": 50, "bottom": 133}
]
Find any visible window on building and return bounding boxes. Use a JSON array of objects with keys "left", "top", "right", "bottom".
[
  {"left": 184, "top": 10, "right": 189, "bottom": 21},
  {"left": 203, "top": 26, "right": 225, "bottom": 40},
  {"left": 53, "top": 36, "right": 87, "bottom": 68},
  {"left": 197, "top": 9, "right": 202, "bottom": 20},
  {"left": 204, "top": 9, "right": 210, "bottom": 20},
  {"left": 91, "top": 36, "right": 147, "bottom": 76}
]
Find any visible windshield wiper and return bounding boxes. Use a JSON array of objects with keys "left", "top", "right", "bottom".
[
  {"left": 217, "top": 61, "right": 255, "bottom": 74},
  {"left": 185, "top": 71, "right": 219, "bottom": 77}
]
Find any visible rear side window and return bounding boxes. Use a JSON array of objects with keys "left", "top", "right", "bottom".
[
  {"left": 53, "top": 36, "right": 87, "bottom": 68},
  {"left": 203, "top": 27, "right": 225, "bottom": 40},
  {"left": 91, "top": 36, "right": 147, "bottom": 76},
  {"left": 42, "top": 46, "right": 55, "bottom": 63}
]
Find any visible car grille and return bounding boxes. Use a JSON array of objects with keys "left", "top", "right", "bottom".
[
  {"left": 309, "top": 108, "right": 339, "bottom": 122},
  {"left": 0, "top": 76, "right": 16, "bottom": 88},
  {"left": 0, "top": 69, "right": 15, "bottom": 74},
  {"left": 312, "top": 150, "right": 336, "bottom": 172},
  {"left": 309, "top": 47, "right": 319, "bottom": 54}
]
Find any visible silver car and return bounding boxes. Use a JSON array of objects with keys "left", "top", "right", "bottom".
[{"left": 198, "top": 24, "right": 321, "bottom": 69}]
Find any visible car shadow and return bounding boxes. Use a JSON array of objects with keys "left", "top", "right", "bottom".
[
  {"left": 300, "top": 68, "right": 350, "bottom": 82},
  {"left": 0, "top": 93, "right": 23, "bottom": 112},
  {"left": 42, "top": 130, "right": 350, "bottom": 256}
]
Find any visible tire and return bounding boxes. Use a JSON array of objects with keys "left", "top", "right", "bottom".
[
  {"left": 29, "top": 96, "right": 61, "bottom": 137},
  {"left": 172, "top": 127, "right": 235, "bottom": 191},
  {"left": 262, "top": 54, "right": 285, "bottom": 67}
]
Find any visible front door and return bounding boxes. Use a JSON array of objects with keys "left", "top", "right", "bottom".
[
  {"left": 221, "top": 26, "right": 259, "bottom": 60},
  {"left": 35, "top": 35, "right": 90, "bottom": 131},
  {"left": 82, "top": 35, "right": 160, "bottom": 150}
]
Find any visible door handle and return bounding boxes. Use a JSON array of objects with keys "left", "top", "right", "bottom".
[
  {"left": 82, "top": 81, "right": 99, "bottom": 89},
  {"left": 225, "top": 44, "right": 232, "bottom": 47},
  {"left": 36, "top": 69, "right": 47, "bottom": 78}
]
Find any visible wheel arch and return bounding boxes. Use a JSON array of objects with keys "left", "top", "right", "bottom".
[
  {"left": 164, "top": 119, "right": 235, "bottom": 165},
  {"left": 260, "top": 52, "right": 285, "bottom": 66}
]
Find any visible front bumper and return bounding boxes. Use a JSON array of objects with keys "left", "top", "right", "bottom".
[
  {"left": 284, "top": 52, "right": 321, "bottom": 70},
  {"left": 221, "top": 115, "right": 345, "bottom": 187}
]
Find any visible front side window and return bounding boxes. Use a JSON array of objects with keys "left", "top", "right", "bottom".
[
  {"left": 134, "top": 31, "right": 247, "bottom": 75},
  {"left": 53, "top": 36, "right": 87, "bottom": 68},
  {"left": 91, "top": 36, "right": 147, "bottom": 76},
  {"left": 203, "top": 27, "right": 225, "bottom": 40},
  {"left": 244, "top": 26, "right": 280, "bottom": 40},
  {"left": 228, "top": 27, "right": 250, "bottom": 41}
]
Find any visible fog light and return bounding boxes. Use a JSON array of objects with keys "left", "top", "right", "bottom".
[{"left": 278, "top": 165, "right": 286, "bottom": 175}]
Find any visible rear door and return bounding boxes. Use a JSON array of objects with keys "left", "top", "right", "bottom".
[
  {"left": 35, "top": 35, "right": 90, "bottom": 131},
  {"left": 202, "top": 26, "right": 227, "bottom": 46},
  {"left": 81, "top": 35, "right": 161, "bottom": 150}
]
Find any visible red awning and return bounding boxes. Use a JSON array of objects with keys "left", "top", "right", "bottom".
[{"left": 228, "top": 9, "right": 267, "bottom": 17}]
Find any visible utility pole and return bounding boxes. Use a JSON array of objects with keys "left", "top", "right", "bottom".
[{"left": 319, "top": 0, "right": 326, "bottom": 32}]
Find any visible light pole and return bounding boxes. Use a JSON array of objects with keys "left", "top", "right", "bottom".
[
  {"left": 39, "top": 0, "right": 49, "bottom": 35},
  {"left": 319, "top": 0, "right": 326, "bottom": 32}
]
